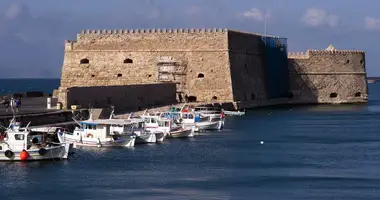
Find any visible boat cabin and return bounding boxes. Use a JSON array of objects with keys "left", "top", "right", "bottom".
[
  {"left": 1, "top": 122, "right": 30, "bottom": 151},
  {"left": 73, "top": 119, "right": 135, "bottom": 139},
  {"left": 143, "top": 115, "right": 180, "bottom": 133}
]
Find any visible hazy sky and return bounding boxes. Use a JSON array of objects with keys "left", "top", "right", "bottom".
[{"left": 0, "top": 0, "right": 379, "bottom": 78}]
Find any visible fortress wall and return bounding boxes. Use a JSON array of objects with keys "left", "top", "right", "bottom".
[
  {"left": 227, "top": 30, "right": 268, "bottom": 102},
  {"left": 289, "top": 50, "right": 368, "bottom": 103},
  {"left": 59, "top": 28, "right": 234, "bottom": 106},
  {"left": 64, "top": 83, "right": 177, "bottom": 111},
  {"left": 71, "top": 28, "right": 228, "bottom": 51}
]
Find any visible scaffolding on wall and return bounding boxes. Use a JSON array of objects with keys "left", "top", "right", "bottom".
[
  {"left": 157, "top": 56, "right": 187, "bottom": 99},
  {"left": 261, "top": 36, "right": 290, "bottom": 99}
]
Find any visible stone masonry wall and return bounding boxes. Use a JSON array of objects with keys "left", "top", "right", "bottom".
[
  {"left": 227, "top": 31, "right": 268, "bottom": 103},
  {"left": 60, "top": 28, "right": 234, "bottom": 103},
  {"left": 64, "top": 83, "right": 177, "bottom": 111},
  {"left": 288, "top": 49, "right": 368, "bottom": 104}
]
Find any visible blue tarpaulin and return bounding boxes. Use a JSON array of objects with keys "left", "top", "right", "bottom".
[{"left": 261, "top": 36, "right": 290, "bottom": 99}]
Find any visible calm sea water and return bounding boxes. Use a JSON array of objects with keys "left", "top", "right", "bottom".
[
  {"left": 1, "top": 83, "right": 380, "bottom": 200},
  {"left": 0, "top": 79, "right": 60, "bottom": 96}
]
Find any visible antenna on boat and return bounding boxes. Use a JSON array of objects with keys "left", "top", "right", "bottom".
[
  {"left": 71, "top": 117, "right": 81, "bottom": 126},
  {"left": 25, "top": 121, "right": 31, "bottom": 130},
  {"left": 109, "top": 106, "right": 115, "bottom": 119},
  {"left": 142, "top": 109, "right": 147, "bottom": 116},
  {"left": 89, "top": 108, "right": 93, "bottom": 121},
  {"left": 109, "top": 110, "right": 114, "bottom": 119},
  {"left": 7, "top": 117, "right": 14, "bottom": 129}
]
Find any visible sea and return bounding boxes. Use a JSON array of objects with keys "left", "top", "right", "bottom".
[
  {"left": 1, "top": 80, "right": 380, "bottom": 200},
  {"left": 0, "top": 79, "right": 60, "bottom": 96}
]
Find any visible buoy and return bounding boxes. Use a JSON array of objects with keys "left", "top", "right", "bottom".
[
  {"left": 20, "top": 150, "right": 29, "bottom": 161},
  {"left": 260, "top": 141, "right": 264, "bottom": 144}
]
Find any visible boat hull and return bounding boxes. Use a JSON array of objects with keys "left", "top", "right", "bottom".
[
  {"left": 135, "top": 132, "right": 157, "bottom": 144},
  {"left": 154, "top": 132, "right": 165, "bottom": 142},
  {"left": 222, "top": 110, "right": 245, "bottom": 116},
  {"left": 57, "top": 133, "right": 136, "bottom": 148},
  {"left": 0, "top": 143, "right": 71, "bottom": 161},
  {"left": 168, "top": 128, "right": 194, "bottom": 138},
  {"left": 182, "top": 120, "right": 223, "bottom": 131}
]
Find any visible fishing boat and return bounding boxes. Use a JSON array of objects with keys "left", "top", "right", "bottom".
[
  {"left": 57, "top": 119, "right": 136, "bottom": 148},
  {"left": 0, "top": 120, "right": 71, "bottom": 161},
  {"left": 143, "top": 114, "right": 194, "bottom": 138},
  {"left": 222, "top": 109, "right": 246, "bottom": 116},
  {"left": 179, "top": 111, "right": 224, "bottom": 131}
]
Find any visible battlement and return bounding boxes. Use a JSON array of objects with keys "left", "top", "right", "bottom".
[
  {"left": 78, "top": 28, "right": 228, "bottom": 34},
  {"left": 75, "top": 28, "right": 281, "bottom": 38},
  {"left": 307, "top": 49, "right": 365, "bottom": 54},
  {"left": 288, "top": 51, "right": 309, "bottom": 59},
  {"left": 288, "top": 47, "right": 365, "bottom": 59}
]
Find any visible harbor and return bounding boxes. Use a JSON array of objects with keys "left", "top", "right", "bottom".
[{"left": 2, "top": 0, "right": 380, "bottom": 198}]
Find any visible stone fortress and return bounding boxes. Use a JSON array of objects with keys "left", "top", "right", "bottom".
[{"left": 56, "top": 28, "right": 368, "bottom": 111}]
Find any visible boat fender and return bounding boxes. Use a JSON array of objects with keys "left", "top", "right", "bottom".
[
  {"left": 4, "top": 150, "right": 13, "bottom": 158},
  {"left": 87, "top": 133, "right": 93, "bottom": 138},
  {"left": 38, "top": 148, "right": 47, "bottom": 156},
  {"left": 20, "top": 150, "right": 29, "bottom": 161}
]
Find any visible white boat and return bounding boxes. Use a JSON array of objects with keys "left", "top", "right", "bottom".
[
  {"left": 143, "top": 115, "right": 194, "bottom": 138},
  {"left": 222, "top": 109, "right": 246, "bottom": 116},
  {"left": 133, "top": 130, "right": 157, "bottom": 144},
  {"left": 181, "top": 112, "right": 223, "bottom": 131},
  {"left": 0, "top": 120, "right": 71, "bottom": 161},
  {"left": 57, "top": 119, "right": 136, "bottom": 148},
  {"left": 153, "top": 131, "right": 165, "bottom": 142},
  {"left": 162, "top": 110, "right": 223, "bottom": 131}
]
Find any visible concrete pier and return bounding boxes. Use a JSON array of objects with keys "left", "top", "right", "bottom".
[{"left": 0, "top": 97, "right": 88, "bottom": 127}]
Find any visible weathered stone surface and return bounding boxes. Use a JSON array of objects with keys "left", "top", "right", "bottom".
[
  {"left": 58, "top": 29, "right": 368, "bottom": 109},
  {"left": 288, "top": 49, "right": 367, "bottom": 104}
]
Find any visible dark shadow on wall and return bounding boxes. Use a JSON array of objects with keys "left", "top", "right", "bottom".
[
  {"left": 287, "top": 58, "right": 319, "bottom": 104},
  {"left": 67, "top": 83, "right": 177, "bottom": 114}
]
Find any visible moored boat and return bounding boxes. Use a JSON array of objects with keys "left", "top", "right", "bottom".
[
  {"left": 57, "top": 119, "right": 136, "bottom": 148},
  {"left": 222, "top": 109, "right": 246, "bottom": 116},
  {"left": 0, "top": 120, "right": 71, "bottom": 161},
  {"left": 143, "top": 115, "right": 194, "bottom": 138}
]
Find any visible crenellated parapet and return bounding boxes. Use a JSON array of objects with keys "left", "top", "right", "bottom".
[
  {"left": 76, "top": 28, "right": 282, "bottom": 39},
  {"left": 288, "top": 51, "right": 309, "bottom": 59},
  {"left": 288, "top": 48, "right": 364, "bottom": 59},
  {"left": 64, "top": 40, "right": 76, "bottom": 51},
  {"left": 79, "top": 28, "right": 229, "bottom": 35},
  {"left": 307, "top": 49, "right": 364, "bottom": 54}
]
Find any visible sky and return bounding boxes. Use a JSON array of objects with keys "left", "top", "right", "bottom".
[{"left": 0, "top": 0, "right": 379, "bottom": 78}]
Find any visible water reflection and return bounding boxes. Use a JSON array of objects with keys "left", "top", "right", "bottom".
[{"left": 301, "top": 104, "right": 367, "bottom": 112}]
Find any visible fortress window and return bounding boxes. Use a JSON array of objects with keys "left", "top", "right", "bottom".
[
  {"left": 187, "top": 96, "right": 197, "bottom": 102},
  {"left": 124, "top": 58, "right": 133, "bottom": 64},
  {"left": 91, "top": 74, "right": 95, "bottom": 77},
  {"left": 117, "top": 73, "right": 122, "bottom": 77},
  {"left": 147, "top": 74, "right": 152, "bottom": 78},
  {"left": 355, "top": 92, "right": 361, "bottom": 97},
  {"left": 330, "top": 93, "right": 338, "bottom": 98},
  {"left": 212, "top": 96, "right": 218, "bottom": 100},
  {"left": 197, "top": 73, "right": 204, "bottom": 78},
  {"left": 346, "top": 60, "right": 350, "bottom": 64},
  {"left": 80, "top": 58, "right": 89, "bottom": 64},
  {"left": 360, "top": 60, "right": 364, "bottom": 64}
]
